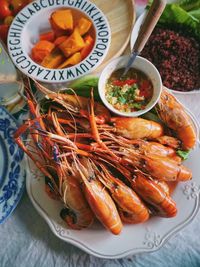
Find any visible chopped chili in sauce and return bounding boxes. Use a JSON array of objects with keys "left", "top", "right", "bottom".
[{"left": 105, "top": 68, "right": 153, "bottom": 113}]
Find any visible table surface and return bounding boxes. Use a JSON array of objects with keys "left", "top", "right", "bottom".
[{"left": 1, "top": 2, "right": 200, "bottom": 267}]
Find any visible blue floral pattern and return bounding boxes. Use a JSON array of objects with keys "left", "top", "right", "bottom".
[{"left": 0, "top": 107, "right": 26, "bottom": 224}]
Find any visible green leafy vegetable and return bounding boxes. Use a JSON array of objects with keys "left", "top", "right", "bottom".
[
  {"left": 159, "top": 4, "right": 199, "bottom": 23},
  {"left": 141, "top": 111, "right": 163, "bottom": 123},
  {"left": 189, "top": 9, "right": 200, "bottom": 19},
  {"left": 147, "top": 0, "right": 200, "bottom": 40},
  {"left": 69, "top": 75, "right": 100, "bottom": 101},
  {"left": 178, "top": 0, "right": 200, "bottom": 11},
  {"left": 176, "top": 149, "right": 190, "bottom": 160},
  {"left": 132, "top": 103, "right": 142, "bottom": 109},
  {"left": 118, "top": 96, "right": 127, "bottom": 104}
]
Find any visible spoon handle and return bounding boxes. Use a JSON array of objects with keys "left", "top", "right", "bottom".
[{"left": 133, "top": 0, "right": 166, "bottom": 54}]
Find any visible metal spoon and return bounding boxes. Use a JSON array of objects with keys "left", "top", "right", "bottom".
[{"left": 123, "top": 0, "right": 166, "bottom": 76}]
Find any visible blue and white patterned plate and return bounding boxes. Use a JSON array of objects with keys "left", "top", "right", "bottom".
[{"left": 0, "top": 106, "right": 26, "bottom": 224}]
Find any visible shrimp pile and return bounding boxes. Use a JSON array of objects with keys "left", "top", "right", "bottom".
[{"left": 14, "top": 82, "right": 197, "bottom": 235}]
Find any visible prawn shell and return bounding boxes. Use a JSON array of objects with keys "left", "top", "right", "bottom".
[
  {"left": 131, "top": 140, "right": 176, "bottom": 158},
  {"left": 112, "top": 185, "right": 150, "bottom": 223},
  {"left": 155, "top": 135, "right": 181, "bottom": 149},
  {"left": 142, "top": 155, "right": 192, "bottom": 182},
  {"left": 62, "top": 177, "right": 95, "bottom": 229},
  {"left": 132, "top": 173, "right": 177, "bottom": 217},
  {"left": 124, "top": 150, "right": 192, "bottom": 182},
  {"left": 119, "top": 210, "right": 149, "bottom": 224},
  {"left": 98, "top": 167, "right": 150, "bottom": 224},
  {"left": 112, "top": 117, "right": 164, "bottom": 139},
  {"left": 48, "top": 93, "right": 111, "bottom": 123},
  {"left": 82, "top": 180, "right": 123, "bottom": 235},
  {"left": 157, "top": 90, "right": 196, "bottom": 150}
]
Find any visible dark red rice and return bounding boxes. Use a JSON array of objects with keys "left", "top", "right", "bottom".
[{"left": 141, "top": 26, "right": 200, "bottom": 92}]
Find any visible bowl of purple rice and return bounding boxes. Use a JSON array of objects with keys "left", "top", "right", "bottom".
[{"left": 131, "top": 11, "right": 200, "bottom": 94}]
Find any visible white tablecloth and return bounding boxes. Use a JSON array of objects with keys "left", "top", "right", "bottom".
[
  {"left": 173, "top": 92, "right": 200, "bottom": 127},
  {"left": 1, "top": 189, "right": 200, "bottom": 267}
]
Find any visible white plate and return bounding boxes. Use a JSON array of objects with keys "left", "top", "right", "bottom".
[
  {"left": 130, "top": 10, "right": 200, "bottom": 95},
  {"left": 0, "top": 107, "right": 26, "bottom": 224},
  {"left": 26, "top": 108, "right": 200, "bottom": 259}
]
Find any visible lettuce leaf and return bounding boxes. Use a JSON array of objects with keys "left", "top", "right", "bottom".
[
  {"left": 159, "top": 4, "right": 199, "bottom": 23},
  {"left": 178, "top": 0, "right": 200, "bottom": 11},
  {"left": 176, "top": 149, "right": 190, "bottom": 160},
  {"left": 68, "top": 75, "right": 101, "bottom": 101},
  {"left": 147, "top": 0, "right": 200, "bottom": 39},
  {"left": 141, "top": 111, "right": 163, "bottom": 124},
  {"left": 189, "top": 9, "right": 200, "bottom": 20}
]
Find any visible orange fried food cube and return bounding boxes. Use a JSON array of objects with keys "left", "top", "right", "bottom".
[
  {"left": 41, "top": 48, "right": 65, "bottom": 69},
  {"left": 76, "top": 17, "right": 92, "bottom": 36},
  {"left": 54, "top": 35, "right": 68, "bottom": 46},
  {"left": 50, "top": 9, "right": 73, "bottom": 31},
  {"left": 39, "top": 31, "right": 55, "bottom": 42},
  {"left": 31, "top": 40, "right": 55, "bottom": 63},
  {"left": 80, "top": 35, "right": 94, "bottom": 60},
  {"left": 57, "top": 52, "right": 81, "bottom": 68},
  {"left": 59, "top": 28, "right": 85, "bottom": 57}
]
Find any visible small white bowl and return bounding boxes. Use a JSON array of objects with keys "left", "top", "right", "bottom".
[
  {"left": 98, "top": 55, "right": 162, "bottom": 117},
  {"left": 7, "top": 0, "right": 111, "bottom": 84}
]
